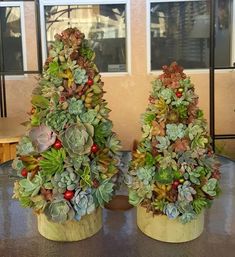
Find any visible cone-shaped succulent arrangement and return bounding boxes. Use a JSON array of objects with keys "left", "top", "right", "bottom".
[
  {"left": 12, "top": 28, "right": 121, "bottom": 223},
  {"left": 126, "top": 62, "right": 221, "bottom": 224}
]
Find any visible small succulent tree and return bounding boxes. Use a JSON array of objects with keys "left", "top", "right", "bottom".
[
  {"left": 126, "top": 63, "right": 221, "bottom": 224},
  {"left": 13, "top": 28, "right": 121, "bottom": 223}
]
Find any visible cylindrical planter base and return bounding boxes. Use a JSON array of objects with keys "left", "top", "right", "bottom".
[
  {"left": 137, "top": 205, "right": 204, "bottom": 243},
  {"left": 37, "top": 208, "right": 102, "bottom": 241}
]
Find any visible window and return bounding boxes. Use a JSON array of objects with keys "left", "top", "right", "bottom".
[
  {"left": 148, "top": 0, "right": 234, "bottom": 71},
  {"left": 0, "top": 2, "right": 25, "bottom": 74},
  {"left": 40, "top": 0, "right": 129, "bottom": 73}
]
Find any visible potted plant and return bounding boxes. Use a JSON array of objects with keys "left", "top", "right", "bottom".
[
  {"left": 12, "top": 28, "right": 121, "bottom": 241},
  {"left": 126, "top": 62, "right": 221, "bottom": 243}
]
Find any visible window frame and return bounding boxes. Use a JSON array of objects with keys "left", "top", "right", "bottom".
[
  {"left": 39, "top": 0, "right": 131, "bottom": 76},
  {"left": 0, "top": 1, "right": 27, "bottom": 79},
  {"left": 147, "top": 0, "right": 235, "bottom": 74}
]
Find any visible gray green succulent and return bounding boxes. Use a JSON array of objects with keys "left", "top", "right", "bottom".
[
  {"left": 17, "top": 136, "right": 35, "bottom": 156},
  {"left": 93, "top": 180, "right": 114, "bottom": 207},
  {"left": 44, "top": 198, "right": 75, "bottom": 223},
  {"left": 202, "top": 178, "right": 218, "bottom": 196},
  {"left": 60, "top": 123, "right": 94, "bottom": 156},
  {"left": 163, "top": 203, "right": 180, "bottom": 219},
  {"left": 46, "top": 110, "right": 75, "bottom": 132},
  {"left": 73, "top": 67, "right": 88, "bottom": 85},
  {"left": 52, "top": 168, "right": 80, "bottom": 193},
  {"left": 72, "top": 189, "right": 95, "bottom": 221},
  {"left": 156, "top": 136, "right": 170, "bottom": 151},
  {"left": 136, "top": 166, "right": 155, "bottom": 185},
  {"left": 68, "top": 97, "right": 84, "bottom": 115},
  {"left": 166, "top": 123, "right": 185, "bottom": 141}
]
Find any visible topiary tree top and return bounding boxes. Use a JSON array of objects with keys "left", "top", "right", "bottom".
[
  {"left": 126, "top": 62, "right": 221, "bottom": 224},
  {"left": 12, "top": 28, "right": 121, "bottom": 223}
]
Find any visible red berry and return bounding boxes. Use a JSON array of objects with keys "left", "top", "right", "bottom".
[
  {"left": 172, "top": 180, "right": 180, "bottom": 190},
  {"left": 176, "top": 91, "right": 182, "bottom": 98},
  {"left": 87, "top": 78, "right": 94, "bottom": 86},
  {"left": 91, "top": 144, "right": 99, "bottom": 154},
  {"left": 21, "top": 168, "right": 28, "bottom": 177},
  {"left": 64, "top": 190, "right": 75, "bottom": 200},
  {"left": 53, "top": 139, "right": 62, "bottom": 149}
]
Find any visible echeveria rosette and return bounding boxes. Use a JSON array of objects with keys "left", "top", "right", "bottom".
[
  {"left": 60, "top": 123, "right": 94, "bottom": 156},
  {"left": 44, "top": 198, "right": 75, "bottom": 223},
  {"left": 71, "top": 189, "right": 95, "bottom": 221},
  {"left": 127, "top": 62, "right": 221, "bottom": 223}
]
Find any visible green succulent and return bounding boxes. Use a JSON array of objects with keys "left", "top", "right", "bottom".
[
  {"left": 17, "top": 136, "right": 35, "bottom": 156},
  {"left": 52, "top": 168, "right": 80, "bottom": 193},
  {"left": 46, "top": 110, "right": 75, "bottom": 132},
  {"left": 80, "top": 165, "right": 92, "bottom": 188},
  {"left": 73, "top": 68, "right": 88, "bottom": 85},
  {"left": 31, "top": 95, "right": 50, "bottom": 109},
  {"left": 187, "top": 124, "right": 204, "bottom": 140},
  {"left": 128, "top": 189, "right": 143, "bottom": 206},
  {"left": 28, "top": 125, "right": 56, "bottom": 153},
  {"left": 44, "top": 198, "right": 75, "bottom": 223},
  {"left": 166, "top": 123, "right": 185, "bottom": 141},
  {"left": 18, "top": 173, "right": 44, "bottom": 198},
  {"left": 80, "top": 109, "right": 98, "bottom": 124},
  {"left": 154, "top": 167, "right": 174, "bottom": 184},
  {"left": 39, "top": 148, "right": 66, "bottom": 175},
  {"left": 141, "top": 124, "right": 151, "bottom": 139},
  {"left": 64, "top": 155, "right": 90, "bottom": 171},
  {"left": 60, "top": 123, "right": 94, "bottom": 156},
  {"left": 12, "top": 158, "right": 24, "bottom": 173},
  {"left": 177, "top": 201, "right": 196, "bottom": 224},
  {"left": 179, "top": 212, "right": 196, "bottom": 224},
  {"left": 176, "top": 104, "right": 188, "bottom": 119},
  {"left": 191, "top": 135, "right": 209, "bottom": 149},
  {"left": 202, "top": 178, "right": 218, "bottom": 196},
  {"left": 93, "top": 180, "right": 114, "bottom": 207},
  {"left": 72, "top": 189, "right": 95, "bottom": 221},
  {"left": 106, "top": 134, "right": 121, "bottom": 153},
  {"left": 136, "top": 166, "right": 155, "bottom": 185},
  {"left": 151, "top": 79, "right": 162, "bottom": 97},
  {"left": 158, "top": 151, "right": 177, "bottom": 170},
  {"left": 47, "top": 61, "right": 61, "bottom": 77},
  {"left": 156, "top": 136, "right": 170, "bottom": 151},
  {"left": 142, "top": 112, "right": 156, "bottom": 125},
  {"left": 94, "top": 121, "right": 113, "bottom": 146},
  {"left": 152, "top": 199, "right": 167, "bottom": 212},
  {"left": 160, "top": 88, "right": 173, "bottom": 104},
  {"left": 68, "top": 97, "right": 84, "bottom": 115},
  {"left": 31, "top": 195, "right": 48, "bottom": 212},
  {"left": 192, "top": 198, "right": 209, "bottom": 214},
  {"left": 80, "top": 45, "right": 95, "bottom": 60}
]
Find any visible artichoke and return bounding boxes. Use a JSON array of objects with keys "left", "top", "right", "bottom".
[
  {"left": 44, "top": 198, "right": 75, "bottom": 223},
  {"left": 29, "top": 125, "right": 56, "bottom": 152},
  {"left": 71, "top": 189, "right": 95, "bottom": 221},
  {"left": 60, "top": 123, "right": 94, "bottom": 156},
  {"left": 52, "top": 168, "right": 80, "bottom": 193}
]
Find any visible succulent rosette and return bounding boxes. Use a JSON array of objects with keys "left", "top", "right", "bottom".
[
  {"left": 126, "top": 63, "right": 221, "bottom": 224},
  {"left": 12, "top": 28, "right": 121, "bottom": 223}
]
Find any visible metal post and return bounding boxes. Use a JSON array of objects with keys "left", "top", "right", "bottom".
[
  {"left": 34, "top": 0, "right": 43, "bottom": 73},
  {"left": 209, "top": 0, "right": 215, "bottom": 150}
]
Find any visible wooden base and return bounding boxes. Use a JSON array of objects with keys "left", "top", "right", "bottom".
[
  {"left": 37, "top": 208, "right": 102, "bottom": 241},
  {"left": 105, "top": 195, "right": 133, "bottom": 211},
  {"left": 137, "top": 205, "right": 204, "bottom": 243}
]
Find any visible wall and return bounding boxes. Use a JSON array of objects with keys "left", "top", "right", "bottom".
[{"left": 5, "top": 0, "right": 235, "bottom": 150}]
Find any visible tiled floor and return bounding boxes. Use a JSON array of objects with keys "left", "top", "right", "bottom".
[{"left": 0, "top": 155, "right": 235, "bottom": 257}]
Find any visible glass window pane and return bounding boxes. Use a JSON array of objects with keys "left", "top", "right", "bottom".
[
  {"left": 0, "top": 6, "right": 23, "bottom": 73},
  {"left": 150, "top": 0, "right": 232, "bottom": 70},
  {"left": 45, "top": 4, "right": 127, "bottom": 73}
]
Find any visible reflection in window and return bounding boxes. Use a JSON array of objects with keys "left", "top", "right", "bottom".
[
  {"left": 45, "top": 4, "right": 127, "bottom": 72},
  {"left": 150, "top": 0, "right": 233, "bottom": 70},
  {"left": 0, "top": 6, "right": 23, "bottom": 73}
]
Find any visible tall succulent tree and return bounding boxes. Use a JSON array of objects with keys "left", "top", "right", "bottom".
[
  {"left": 13, "top": 28, "right": 121, "bottom": 223},
  {"left": 126, "top": 62, "right": 221, "bottom": 223}
]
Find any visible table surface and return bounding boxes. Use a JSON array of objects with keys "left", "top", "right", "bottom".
[
  {"left": 0, "top": 118, "right": 26, "bottom": 143},
  {"left": 0, "top": 156, "right": 235, "bottom": 257}
]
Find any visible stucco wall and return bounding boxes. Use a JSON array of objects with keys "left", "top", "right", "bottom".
[{"left": 5, "top": 0, "right": 235, "bottom": 150}]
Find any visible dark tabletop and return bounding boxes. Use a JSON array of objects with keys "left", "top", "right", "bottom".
[{"left": 0, "top": 156, "right": 235, "bottom": 257}]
